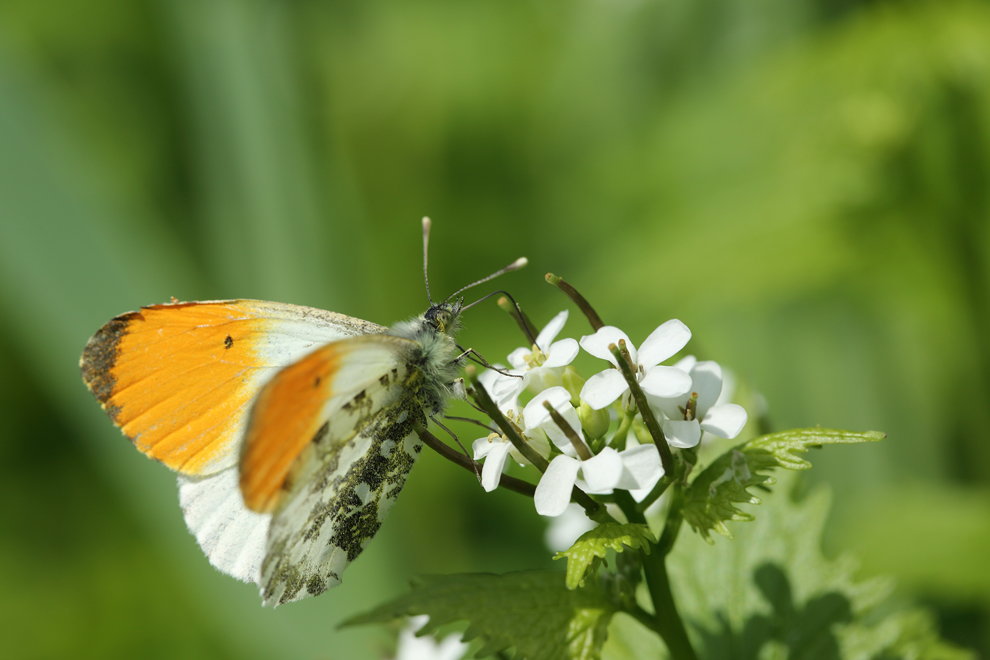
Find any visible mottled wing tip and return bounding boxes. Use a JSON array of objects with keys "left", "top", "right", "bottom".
[{"left": 79, "top": 311, "right": 141, "bottom": 417}]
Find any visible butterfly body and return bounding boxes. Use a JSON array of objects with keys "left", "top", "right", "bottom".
[{"left": 81, "top": 298, "right": 464, "bottom": 605}]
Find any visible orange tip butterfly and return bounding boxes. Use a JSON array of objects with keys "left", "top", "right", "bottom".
[{"left": 80, "top": 218, "right": 526, "bottom": 606}]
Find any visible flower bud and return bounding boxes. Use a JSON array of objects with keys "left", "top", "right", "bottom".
[
  {"left": 561, "top": 366, "right": 585, "bottom": 405},
  {"left": 633, "top": 419, "right": 653, "bottom": 445},
  {"left": 578, "top": 400, "right": 610, "bottom": 441}
]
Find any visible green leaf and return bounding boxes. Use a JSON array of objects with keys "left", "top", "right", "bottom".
[
  {"left": 651, "top": 472, "right": 974, "bottom": 660},
  {"left": 683, "top": 428, "right": 884, "bottom": 542},
  {"left": 344, "top": 571, "right": 615, "bottom": 660},
  {"left": 554, "top": 523, "right": 656, "bottom": 589}
]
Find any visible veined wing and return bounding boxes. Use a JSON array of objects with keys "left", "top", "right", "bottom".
[
  {"left": 80, "top": 299, "right": 384, "bottom": 476},
  {"left": 183, "top": 333, "right": 425, "bottom": 593},
  {"left": 241, "top": 336, "right": 429, "bottom": 605}
]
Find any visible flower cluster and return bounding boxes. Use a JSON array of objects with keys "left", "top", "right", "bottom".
[{"left": 472, "top": 311, "right": 748, "bottom": 517}]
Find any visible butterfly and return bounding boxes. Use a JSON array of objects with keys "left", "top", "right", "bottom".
[{"left": 79, "top": 219, "right": 524, "bottom": 606}]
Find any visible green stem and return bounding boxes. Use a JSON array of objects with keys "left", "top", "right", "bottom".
[
  {"left": 469, "top": 379, "right": 549, "bottom": 472},
  {"left": 543, "top": 401, "right": 593, "bottom": 460},
  {"left": 468, "top": 377, "right": 602, "bottom": 517},
  {"left": 497, "top": 295, "right": 539, "bottom": 344},
  {"left": 636, "top": 475, "right": 673, "bottom": 513},
  {"left": 642, "top": 548, "right": 697, "bottom": 660},
  {"left": 614, "top": 411, "right": 634, "bottom": 449},
  {"left": 414, "top": 424, "right": 537, "bottom": 500},
  {"left": 545, "top": 273, "right": 605, "bottom": 331},
  {"left": 625, "top": 482, "right": 695, "bottom": 659},
  {"left": 655, "top": 486, "right": 685, "bottom": 557},
  {"left": 608, "top": 342, "right": 676, "bottom": 476}
]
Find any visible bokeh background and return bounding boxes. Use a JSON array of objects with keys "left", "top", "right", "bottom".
[{"left": 2, "top": 0, "right": 989, "bottom": 657}]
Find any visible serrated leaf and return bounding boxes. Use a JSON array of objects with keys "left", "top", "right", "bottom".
[
  {"left": 554, "top": 523, "right": 656, "bottom": 589},
  {"left": 683, "top": 428, "right": 884, "bottom": 542},
  {"left": 343, "top": 571, "right": 615, "bottom": 660},
  {"left": 650, "top": 472, "right": 975, "bottom": 660}
]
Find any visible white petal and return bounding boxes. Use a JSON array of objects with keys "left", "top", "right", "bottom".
[
  {"left": 491, "top": 373, "right": 524, "bottom": 412},
  {"left": 544, "top": 504, "right": 597, "bottom": 552},
  {"left": 480, "top": 442, "right": 511, "bottom": 492},
  {"left": 396, "top": 617, "right": 468, "bottom": 660},
  {"left": 535, "top": 455, "right": 582, "bottom": 517},
  {"left": 543, "top": 338, "right": 579, "bottom": 368},
  {"left": 472, "top": 436, "right": 495, "bottom": 460},
  {"left": 540, "top": 404, "right": 583, "bottom": 452},
  {"left": 672, "top": 355, "right": 697, "bottom": 373},
  {"left": 663, "top": 419, "right": 702, "bottom": 449},
  {"left": 581, "top": 447, "right": 624, "bottom": 493},
  {"left": 690, "top": 361, "right": 723, "bottom": 419},
  {"left": 700, "top": 403, "right": 748, "bottom": 440},
  {"left": 508, "top": 428, "right": 549, "bottom": 465},
  {"left": 640, "top": 366, "right": 693, "bottom": 399},
  {"left": 478, "top": 367, "right": 505, "bottom": 391},
  {"left": 526, "top": 366, "right": 564, "bottom": 394},
  {"left": 638, "top": 319, "right": 691, "bottom": 368},
  {"left": 507, "top": 347, "right": 531, "bottom": 370},
  {"left": 618, "top": 444, "right": 664, "bottom": 492},
  {"left": 536, "top": 310, "right": 569, "bottom": 352},
  {"left": 579, "top": 369, "right": 629, "bottom": 410},
  {"left": 648, "top": 394, "right": 689, "bottom": 421},
  {"left": 579, "top": 326, "right": 636, "bottom": 366},
  {"left": 523, "top": 386, "right": 572, "bottom": 429}
]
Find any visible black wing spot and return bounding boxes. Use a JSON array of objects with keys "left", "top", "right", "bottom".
[
  {"left": 224, "top": 335, "right": 234, "bottom": 349},
  {"left": 314, "top": 376, "right": 321, "bottom": 388}
]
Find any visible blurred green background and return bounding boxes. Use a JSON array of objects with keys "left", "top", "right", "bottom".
[{"left": 1, "top": 0, "right": 989, "bottom": 657}]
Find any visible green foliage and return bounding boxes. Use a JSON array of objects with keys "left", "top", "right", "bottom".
[
  {"left": 683, "top": 429, "right": 884, "bottom": 542},
  {"left": 555, "top": 523, "right": 656, "bottom": 590},
  {"left": 345, "top": 571, "right": 615, "bottom": 660},
  {"left": 604, "top": 474, "right": 971, "bottom": 660}
]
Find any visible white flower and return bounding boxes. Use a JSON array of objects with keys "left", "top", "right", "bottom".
[
  {"left": 522, "top": 386, "right": 583, "bottom": 455},
  {"left": 393, "top": 615, "right": 468, "bottom": 660},
  {"left": 579, "top": 321, "right": 694, "bottom": 410},
  {"left": 472, "top": 425, "right": 551, "bottom": 493},
  {"left": 478, "top": 365, "right": 520, "bottom": 414},
  {"left": 495, "top": 310, "right": 579, "bottom": 401},
  {"left": 651, "top": 358, "right": 748, "bottom": 449},
  {"left": 534, "top": 444, "right": 664, "bottom": 516}
]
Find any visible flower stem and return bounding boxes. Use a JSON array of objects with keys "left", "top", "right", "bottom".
[
  {"left": 542, "top": 401, "right": 594, "bottom": 460},
  {"left": 641, "top": 547, "right": 697, "bottom": 660},
  {"left": 467, "top": 378, "right": 601, "bottom": 516},
  {"left": 608, "top": 341, "right": 675, "bottom": 476},
  {"left": 497, "top": 295, "right": 539, "bottom": 345},
  {"left": 656, "top": 485, "right": 685, "bottom": 557},
  {"left": 468, "top": 379, "right": 549, "bottom": 472},
  {"left": 636, "top": 475, "right": 672, "bottom": 513},
  {"left": 614, "top": 411, "right": 634, "bottom": 449},
  {"left": 545, "top": 273, "right": 605, "bottom": 331},
  {"left": 414, "top": 423, "right": 537, "bottom": 499}
]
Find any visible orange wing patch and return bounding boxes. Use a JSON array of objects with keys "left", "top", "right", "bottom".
[
  {"left": 80, "top": 301, "right": 276, "bottom": 475},
  {"left": 239, "top": 345, "right": 342, "bottom": 513}
]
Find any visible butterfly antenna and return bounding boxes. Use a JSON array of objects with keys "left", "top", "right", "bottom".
[
  {"left": 422, "top": 216, "right": 435, "bottom": 305},
  {"left": 444, "top": 257, "right": 528, "bottom": 304}
]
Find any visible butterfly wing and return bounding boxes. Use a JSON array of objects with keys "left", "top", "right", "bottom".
[
  {"left": 81, "top": 299, "right": 386, "bottom": 584},
  {"left": 80, "top": 299, "right": 385, "bottom": 475},
  {"left": 180, "top": 335, "right": 420, "bottom": 590},
  {"left": 235, "top": 335, "right": 430, "bottom": 606}
]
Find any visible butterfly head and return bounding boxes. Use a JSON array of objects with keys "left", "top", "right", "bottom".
[{"left": 424, "top": 298, "right": 463, "bottom": 336}]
